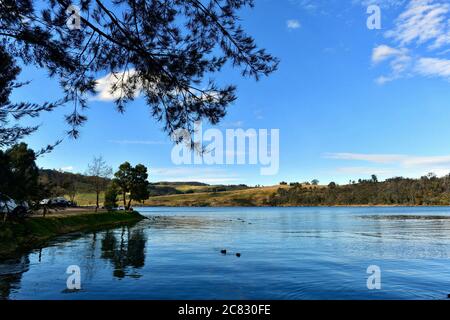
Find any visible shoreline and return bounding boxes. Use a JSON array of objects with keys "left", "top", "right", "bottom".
[
  {"left": 0, "top": 211, "right": 146, "bottom": 259},
  {"left": 138, "top": 204, "right": 450, "bottom": 208}
]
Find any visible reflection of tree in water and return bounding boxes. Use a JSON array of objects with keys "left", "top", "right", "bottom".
[
  {"left": 0, "top": 255, "right": 30, "bottom": 300},
  {"left": 100, "top": 227, "right": 146, "bottom": 278}
]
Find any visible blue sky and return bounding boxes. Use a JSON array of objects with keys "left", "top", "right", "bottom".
[{"left": 12, "top": 0, "right": 450, "bottom": 185}]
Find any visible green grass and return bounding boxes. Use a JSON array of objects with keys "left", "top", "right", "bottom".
[
  {"left": 70, "top": 192, "right": 105, "bottom": 206},
  {"left": 70, "top": 184, "right": 321, "bottom": 207},
  {"left": 144, "top": 185, "right": 291, "bottom": 207},
  {"left": 0, "top": 211, "right": 145, "bottom": 259}
]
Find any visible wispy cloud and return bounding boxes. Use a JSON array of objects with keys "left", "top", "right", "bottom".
[
  {"left": 58, "top": 166, "right": 74, "bottom": 172},
  {"left": 287, "top": 19, "right": 301, "bottom": 29},
  {"left": 109, "top": 140, "right": 167, "bottom": 145},
  {"left": 385, "top": 0, "right": 450, "bottom": 49},
  {"left": 290, "top": 0, "right": 405, "bottom": 13},
  {"left": 415, "top": 57, "right": 450, "bottom": 78},
  {"left": 372, "top": 0, "right": 450, "bottom": 83},
  {"left": 372, "top": 45, "right": 406, "bottom": 64},
  {"left": 254, "top": 109, "right": 264, "bottom": 120},
  {"left": 325, "top": 152, "right": 450, "bottom": 169},
  {"left": 355, "top": 0, "right": 406, "bottom": 8},
  {"left": 220, "top": 120, "right": 245, "bottom": 128},
  {"left": 335, "top": 166, "right": 395, "bottom": 175},
  {"left": 288, "top": 0, "right": 319, "bottom": 12},
  {"left": 152, "top": 167, "right": 241, "bottom": 184},
  {"left": 325, "top": 152, "right": 405, "bottom": 164},
  {"left": 325, "top": 152, "right": 450, "bottom": 178}
]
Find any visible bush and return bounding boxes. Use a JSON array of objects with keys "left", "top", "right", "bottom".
[{"left": 104, "top": 184, "right": 119, "bottom": 210}]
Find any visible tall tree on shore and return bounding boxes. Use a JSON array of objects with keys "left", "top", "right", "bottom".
[
  {"left": 87, "top": 156, "right": 113, "bottom": 211},
  {"left": 113, "top": 162, "right": 150, "bottom": 210},
  {"left": 128, "top": 164, "right": 150, "bottom": 208},
  {"left": 0, "top": 0, "right": 279, "bottom": 145},
  {"left": 114, "top": 162, "right": 134, "bottom": 209},
  {"left": 0, "top": 143, "right": 46, "bottom": 221},
  {"left": 4, "top": 143, "right": 40, "bottom": 202}
]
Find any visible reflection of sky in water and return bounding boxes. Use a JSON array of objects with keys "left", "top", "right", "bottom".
[{"left": 2, "top": 207, "right": 450, "bottom": 299}]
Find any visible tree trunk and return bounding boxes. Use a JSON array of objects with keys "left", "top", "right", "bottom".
[
  {"left": 2, "top": 202, "right": 10, "bottom": 223},
  {"left": 95, "top": 190, "right": 99, "bottom": 212},
  {"left": 127, "top": 198, "right": 132, "bottom": 211},
  {"left": 123, "top": 192, "right": 126, "bottom": 208},
  {"left": 95, "top": 178, "right": 100, "bottom": 212}
]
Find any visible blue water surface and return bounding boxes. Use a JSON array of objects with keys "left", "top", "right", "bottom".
[{"left": 1, "top": 207, "right": 450, "bottom": 300}]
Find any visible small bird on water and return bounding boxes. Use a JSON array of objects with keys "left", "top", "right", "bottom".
[
  {"left": 220, "top": 249, "right": 227, "bottom": 255},
  {"left": 236, "top": 253, "right": 241, "bottom": 257}
]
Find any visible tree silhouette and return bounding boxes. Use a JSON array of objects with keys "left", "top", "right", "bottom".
[
  {"left": 0, "top": 0, "right": 279, "bottom": 143},
  {"left": 87, "top": 155, "right": 113, "bottom": 211},
  {"left": 113, "top": 162, "right": 150, "bottom": 210},
  {"left": 0, "top": 46, "right": 62, "bottom": 148}
]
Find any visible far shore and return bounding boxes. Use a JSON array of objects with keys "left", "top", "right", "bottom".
[{"left": 134, "top": 204, "right": 450, "bottom": 208}]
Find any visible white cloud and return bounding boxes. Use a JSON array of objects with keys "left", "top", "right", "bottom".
[
  {"left": 372, "top": 45, "right": 404, "bottom": 64},
  {"left": 325, "top": 152, "right": 450, "bottom": 168},
  {"left": 152, "top": 167, "right": 241, "bottom": 184},
  {"left": 375, "top": 75, "right": 395, "bottom": 85},
  {"left": 287, "top": 19, "right": 301, "bottom": 29},
  {"left": 59, "top": 166, "right": 74, "bottom": 172},
  {"left": 385, "top": 0, "right": 450, "bottom": 49},
  {"left": 325, "top": 152, "right": 450, "bottom": 179},
  {"left": 355, "top": 0, "right": 406, "bottom": 8},
  {"left": 415, "top": 57, "right": 450, "bottom": 78},
  {"left": 93, "top": 69, "right": 141, "bottom": 101},
  {"left": 372, "top": 0, "right": 450, "bottom": 83}
]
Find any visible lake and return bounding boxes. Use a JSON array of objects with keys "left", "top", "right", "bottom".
[{"left": 1, "top": 207, "right": 450, "bottom": 300}]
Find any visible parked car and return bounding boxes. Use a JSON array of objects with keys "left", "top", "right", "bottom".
[
  {"left": 0, "top": 194, "right": 30, "bottom": 218},
  {"left": 39, "top": 197, "right": 73, "bottom": 208},
  {"left": 52, "top": 197, "right": 71, "bottom": 207}
]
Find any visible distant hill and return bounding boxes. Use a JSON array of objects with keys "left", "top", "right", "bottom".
[
  {"left": 144, "top": 185, "right": 289, "bottom": 207},
  {"left": 39, "top": 169, "right": 251, "bottom": 204},
  {"left": 268, "top": 175, "right": 450, "bottom": 206},
  {"left": 39, "top": 169, "right": 110, "bottom": 194},
  {"left": 154, "top": 181, "right": 209, "bottom": 186},
  {"left": 144, "top": 174, "right": 450, "bottom": 207},
  {"left": 42, "top": 170, "right": 450, "bottom": 207}
]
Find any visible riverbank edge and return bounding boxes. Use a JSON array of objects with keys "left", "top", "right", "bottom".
[
  {"left": 140, "top": 203, "right": 450, "bottom": 208},
  {"left": 0, "top": 211, "right": 146, "bottom": 259}
]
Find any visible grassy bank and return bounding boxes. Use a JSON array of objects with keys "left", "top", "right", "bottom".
[{"left": 0, "top": 211, "right": 145, "bottom": 259}]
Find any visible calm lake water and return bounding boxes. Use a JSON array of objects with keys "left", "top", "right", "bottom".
[{"left": 2, "top": 207, "right": 450, "bottom": 300}]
